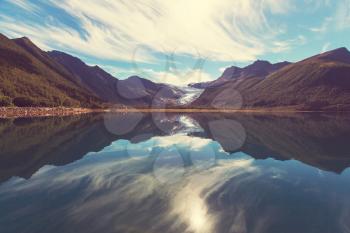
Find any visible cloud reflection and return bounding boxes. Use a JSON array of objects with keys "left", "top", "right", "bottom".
[
  {"left": 2, "top": 113, "right": 350, "bottom": 233},
  {"left": 0, "top": 136, "right": 258, "bottom": 233}
]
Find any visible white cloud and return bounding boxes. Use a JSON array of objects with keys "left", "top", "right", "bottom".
[
  {"left": 307, "top": 1, "right": 350, "bottom": 33},
  {"left": 270, "top": 35, "right": 307, "bottom": 52},
  {"left": 310, "top": 27, "right": 325, "bottom": 33},
  {"left": 97, "top": 65, "right": 131, "bottom": 78},
  {"left": 1, "top": 0, "right": 294, "bottom": 63},
  {"left": 304, "top": 0, "right": 331, "bottom": 11},
  {"left": 308, "top": 1, "right": 350, "bottom": 34},
  {"left": 322, "top": 42, "right": 331, "bottom": 52},
  {"left": 151, "top": 134, "right": 212, "bottom": 150},
  {"left": 0, "top": 19, "right": 155, "bottom": 63},
  {"left": 219, "top": 67, "right": 227, "bottom": 73},
  {"left": 97, "top": 63, "right": 214, "bottom": 85},
  {"left": 142, "top": 68, "right": 214, "bottom": 86},
  {"left": 309, "top": 17, "right": 332, "bottom": 33},
  {"left": 334, "top": 0, "right": 350, "bottom": 30},
  {"left": 5, "top": 0, "right": 39, "bottom": 12}
]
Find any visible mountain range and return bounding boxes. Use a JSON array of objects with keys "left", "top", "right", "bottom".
[
  {"left": 191, "top": 47, "right": 350, "bottom": 111},
  {"left": 1, "top": 33, "right": 350, "bottom": 111},
  {"left": 0, "top": 33, "right": 182, "bottom": 108},
  {"left": 189, "top": 60, "right": 291, "bottom": 89}
]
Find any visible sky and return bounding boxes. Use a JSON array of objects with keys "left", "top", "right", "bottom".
[{"left": 1, "top": 0, "right": 350, "bottom": 86}]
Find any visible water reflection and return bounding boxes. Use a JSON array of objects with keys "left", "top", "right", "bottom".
[{"left": 0, "top": 113, "right": 350, "bottom": 233}]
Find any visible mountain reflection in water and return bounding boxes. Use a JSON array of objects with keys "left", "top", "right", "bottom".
[{"left": 0, "top": 113, "right": 350, "bottom": 233}]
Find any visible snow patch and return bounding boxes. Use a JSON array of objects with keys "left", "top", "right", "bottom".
[{"left": 177, "top": 87, "right": 204, "bottom": 105}]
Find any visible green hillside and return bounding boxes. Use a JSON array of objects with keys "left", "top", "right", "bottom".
[{"left": 0, "top": 34, "right": 104, "bottom": 108}]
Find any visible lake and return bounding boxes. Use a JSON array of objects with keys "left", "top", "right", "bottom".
[{"left": 1, "top": 112, "right": 350, "bottom": 233}]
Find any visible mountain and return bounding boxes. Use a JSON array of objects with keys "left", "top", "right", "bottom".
[
  {"left": 191, "top": 48, "right": 350, "bottom": 111},
  {"left": 48, "top": 51, "right": 184, "bottom": 107},
  {"left": 0, "top": 34, "right": 104, "bottom": 107},
  {"left": 189, "top": 60, "right": 291, "bottom": 88},
  {"left": 116, "top": 76, "right": 185, "bottom": 107},
  {"left": 12, "top": 37, "right": 79, "bottom": 84},
  {"left": 47, "top": 50, "right": 121, "bottom": 103},
  {"left": 2, "top": 32, "right": 350, "bottom": 111},
  {"left": 0, "top": 33, "right": 183, "bottom": 108}
]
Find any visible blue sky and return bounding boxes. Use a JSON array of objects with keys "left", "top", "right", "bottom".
[{"left": 1, "top": 0, "right": 350, "bottom": 85}]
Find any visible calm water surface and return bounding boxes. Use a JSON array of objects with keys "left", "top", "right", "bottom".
[{"left": 1, "top": 113, "right": 350, "bottom": 233}]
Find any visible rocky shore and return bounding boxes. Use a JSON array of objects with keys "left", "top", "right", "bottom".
[{"left": 0, "top": 107, "right": 106, "bottom": 118}]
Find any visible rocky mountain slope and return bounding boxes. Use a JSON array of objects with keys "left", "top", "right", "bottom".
[
  {"left": 191, "top": 48, "right": 350, "bottom": 111},
  {"left": 48, "top": 51, "right": 184, "bottom": 107},
  {"left": 0, "top": 33, "right": 183, "bottom": 108},
  {"left": 190, "top": 60, "right": 291, "bottom": 89},
  {"left": 2, "top": 32, "right": 350, "bottom": 111},
  {"left": 0, "top": 34, "right": 103, "bottom": 107}
]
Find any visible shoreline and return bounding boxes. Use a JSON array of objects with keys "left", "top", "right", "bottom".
[
  {"left": 1, "top": 107, "right": 349, "bottom": 118},
  {"left": 0, "top": 107, "right": 107, "bottom": 118},
  {"left": 108, "top": 108, "right": 326, "bottom": 113}
]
